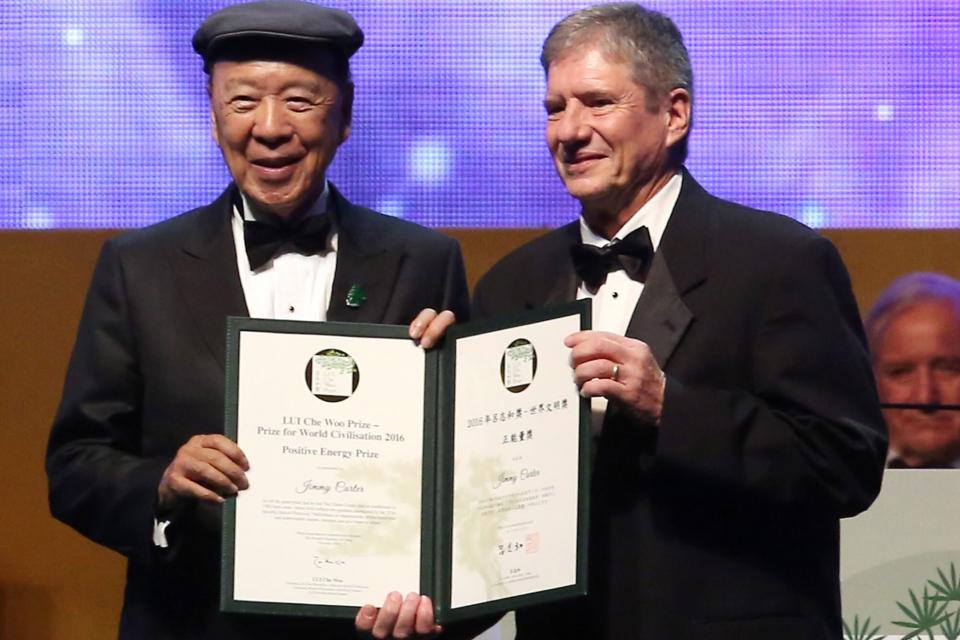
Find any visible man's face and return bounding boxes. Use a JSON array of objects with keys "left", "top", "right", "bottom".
[
  {"left": 544, "top": 46, "right": 686, "bottom": 217},
  {"left": 209, "top": 58, "right": 351, "bottom": 218},
  {"left": 874, "top": 299, "right": 960, "bottom": 467}
]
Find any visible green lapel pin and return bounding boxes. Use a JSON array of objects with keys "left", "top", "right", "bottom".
[{"left": 345, "top": 284, "right": 367, "bottom": 308}]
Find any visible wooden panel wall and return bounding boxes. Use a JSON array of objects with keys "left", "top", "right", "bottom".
[{"left": 1, "top": 228, "right": 958, "bottom": 639}]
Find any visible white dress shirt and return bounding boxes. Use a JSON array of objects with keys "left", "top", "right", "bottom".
[
  {"left": 577, "top": 172, "right": 682, "bottom": 432},
  {"left": 230, "top": 183, "right": 338, "bottom": 321}
]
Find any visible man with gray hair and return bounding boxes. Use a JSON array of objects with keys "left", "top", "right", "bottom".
[
  {"left": 867, "top": 272, "right": 960, "bottom": 469},
  {"left": 472, "top": 3, "right": 886, "bottom": 638}
]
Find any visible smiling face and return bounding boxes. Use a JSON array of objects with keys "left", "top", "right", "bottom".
[
  {"left": 874, "top": 299, "right": 960, "bottom": 467},
  {"left": 209, "top": 57, "right": 351, "bottom": 219},
  {"left": 544, "top": 46, "right": 689, "bottom": 235}
]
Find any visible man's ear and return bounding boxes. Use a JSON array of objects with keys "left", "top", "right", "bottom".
[
  {"left": 207, "top": 80, "right": 222, "bottom": 147},
  {"left": 210, "top": 108, "right": 221, "bottom": 147},
  {"left": 665, "top": 87, "right": 691, "bottom": 149},
  {"left": 339, "top": 82, "right": 354, "bottom": 144}
]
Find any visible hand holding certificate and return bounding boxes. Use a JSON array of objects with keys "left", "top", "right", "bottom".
[{"left": 221, "top": 301, "right": 590, "bottom": 623}]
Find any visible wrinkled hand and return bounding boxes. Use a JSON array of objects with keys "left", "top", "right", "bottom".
[
  {"left": 158, "top": 434, "right": 250, "bottom": 509},
  {"left": 409, "top": 308, "right": 456, "bottom": 350},
  {"left": 355, "top": 591, "right": 442, "bottom": 639},
  {"left": 565, "top": 330, "right": 666, "bottom": 425}
]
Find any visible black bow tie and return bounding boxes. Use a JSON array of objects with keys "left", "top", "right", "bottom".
[
  {"left": 570, "top": 226, "right": 654, "bottom": 290},
  {"left": 243, "top": 214, "right": 332, "bottom": 271}
]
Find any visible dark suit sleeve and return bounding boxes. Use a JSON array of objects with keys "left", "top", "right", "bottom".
[
  {"left": 441, "top": 238, "right": 470, "bottom": 323},
  {"left": 470, "top": 273, "right": 494, "bottom": 321},
  {"left": 653, "top": 234, "right": 886, "bottom": 517},
  {"left": 46, "top": 239, "right": 169, "bottom": 564}
]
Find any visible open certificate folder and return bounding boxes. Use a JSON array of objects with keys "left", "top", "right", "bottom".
[{"left": 221, "top": 300, "right": 591, "bottom": 623}]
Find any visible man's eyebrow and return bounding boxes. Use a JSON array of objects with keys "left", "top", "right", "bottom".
[
  {"left": 278, "top": 82, "right": 323, "bottom": 93},
  {"left": 576, "top": 89, "right": 618, "bottom": 100},
  {"left": 219, "top": 78, "right": 260, "bottom": 92},
  {"left": 221, "top": 78, "right": 324, "bottom": 94}
]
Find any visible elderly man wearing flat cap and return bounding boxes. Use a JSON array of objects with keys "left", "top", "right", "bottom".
[{"left": 46, "top": 2, "right": 465, "bottom": 638}]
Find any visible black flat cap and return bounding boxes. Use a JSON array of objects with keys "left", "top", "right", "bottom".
[{"left": 193, "top": 1, "right": 363, "bottom": 69}]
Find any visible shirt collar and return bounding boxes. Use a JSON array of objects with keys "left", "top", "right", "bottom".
[
  {"left": 579, "top": 171, "right": 682, "bottom": 250},
  {"left": 234, "top": 181, "right": 330, "bottom": 223}
]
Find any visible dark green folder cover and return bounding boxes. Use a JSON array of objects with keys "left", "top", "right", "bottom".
[{"left": 221, "top": 300, "right": 590, "bottom": 623}]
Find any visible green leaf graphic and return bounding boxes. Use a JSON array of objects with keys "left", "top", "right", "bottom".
[
  {"left": 940, "top": 607, "right": 960, "bottom": 640},
  {"left": 892, "top": 587, "right": 950, "bottom": 640},
  {"left": 842, "top": 613, "right": 885, "bottom": 640},
  {"left": 929, "top": 563, "right": 960, "bottom": 604}
]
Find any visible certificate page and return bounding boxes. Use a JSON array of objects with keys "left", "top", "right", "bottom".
[
  {"left": 229, "top": 328, "right": 425, "bottom": 610},
  {"left": 449, "top": 313, "right": 584, "bottom": 609}
]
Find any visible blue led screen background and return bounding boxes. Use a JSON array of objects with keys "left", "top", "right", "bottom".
[{"left": 3, "top": 1, "right": 958, "bottom": 229}]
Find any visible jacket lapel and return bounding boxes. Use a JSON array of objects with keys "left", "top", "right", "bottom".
[
  {"left": 169, "top": 186, "right": 249, "bottom": 369},
  {"left": 623, "top": 169, "right": 710, "bottom": 368},
  {"left": 524, "top": 221, "right": 580, "bottom": 309},
  {"left": 325, "top": 186, "right": 404, "bottom": 323},
  {"left": 624, "top": 252, "right": 693, "bottom": 367}
]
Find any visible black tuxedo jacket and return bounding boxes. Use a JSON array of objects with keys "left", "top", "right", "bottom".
[
  {"left": 46, "top": 185, "right": 469, "bottom": 639},
  {"left": 473, "top": 172, "right": 887, "bottom": 640}
]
